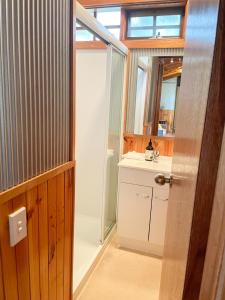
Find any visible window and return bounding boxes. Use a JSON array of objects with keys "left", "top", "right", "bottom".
[
  {"left": 127, "top": 7, "right": 184, "bottom": 39},
  {"left": 75, "top": 9, "right": 95, "bottom": 41},
  {"left": 76, "top": 7, "right": 121, "bottom": 41},
  {"left": 75, "top": 20, "right": 95, "bottom": 41}
]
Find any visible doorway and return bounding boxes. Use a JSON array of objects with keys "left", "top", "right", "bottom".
[{"left": 73, "top": 0, "right": 225, "bottom": 299}]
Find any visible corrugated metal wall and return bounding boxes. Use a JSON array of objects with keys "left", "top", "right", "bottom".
[{"left": 0, "top": 0, "right": 71, "bottom": 192}]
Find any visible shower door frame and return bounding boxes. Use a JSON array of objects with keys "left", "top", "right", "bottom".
[{"left": 100, "top": 45, "right": 127, "bottom": 243}]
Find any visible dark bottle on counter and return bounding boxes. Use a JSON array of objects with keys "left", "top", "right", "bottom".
[{"left": 145, "top": 139, "right": 154, "bottom": 161}]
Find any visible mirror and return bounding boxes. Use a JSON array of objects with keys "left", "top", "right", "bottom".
[
  {"left": 133, "top": 57, "right": 150, "bottom": 135},
  {"left": 156, "top": 57, "right": 182, "bottom": 137},
  {"left": 126, "top": 54, "right": 183, "bottom": 138}
]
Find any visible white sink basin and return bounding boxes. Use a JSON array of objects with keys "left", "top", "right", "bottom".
[{"left": 119, "top": 152, "right": 172, "bottom": 173}]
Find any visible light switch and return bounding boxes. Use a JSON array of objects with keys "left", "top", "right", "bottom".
[{"left": 9, "top": 207, "right": 27, "bottom": 247}]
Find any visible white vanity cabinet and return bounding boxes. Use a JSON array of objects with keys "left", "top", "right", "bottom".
[
  {"left": 117, "top": 183, "right": 152, "bottom": 242},
  {"left": 149, "top": 186, "right": 169, "bottom": 255},
  {"left": 117, "top": 155, "right": 172, "bottom": 256}
]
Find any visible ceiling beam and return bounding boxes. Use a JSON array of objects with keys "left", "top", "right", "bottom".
[
  {"left": 123, "top": 38, "right": 185, "bottom": 48},
  {"left": 78, "top": 0, "right": 187, "bottom": 8}
]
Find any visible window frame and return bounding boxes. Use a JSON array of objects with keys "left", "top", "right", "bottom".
[
  {"left": 126, "top": 7, "right": 185, "bottom": 40},
  {"left": 76, "top": 20, "right": 95, "bottom": 41},
  {"left": 76, "top": 7, "right": 121, "bottom": 41}
]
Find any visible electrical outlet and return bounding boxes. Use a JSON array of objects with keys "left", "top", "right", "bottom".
[{"left": 8, "top": 207, "right": 27, "bottom": 247}]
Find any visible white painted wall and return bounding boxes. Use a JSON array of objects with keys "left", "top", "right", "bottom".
[{"left": 73, "top": 48, "right": 108, "bottom": 291}]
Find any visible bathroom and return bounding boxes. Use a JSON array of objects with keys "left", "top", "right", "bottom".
[
  {"left": 74, "top": 3, "right": 183, "bottom": 299},
  {"left": 0, "top": 0, "right": 224, "bottom": 299}
]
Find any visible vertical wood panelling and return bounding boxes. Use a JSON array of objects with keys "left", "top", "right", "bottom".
[
  {"left": 0, "top": 252, "right": 4, "bottom": 299},
  {"left": 48, "top": 177, "right": 57, "bottom": 300},
  {"left": 27, "top": 188, "right": 40, "bottom": 300},
  {"left": 13, "top": 194, "right": 31, "bottom": 300},
  {"left": 64, "top": 169, "right": 73, "bottom": 300},
  {"left": 123, "top": 134, "right": 174, "bottom": 156},
  {"left": 38, "top": 183, "right": 49, "bottom": 300},
  {"left": 56, "top": 174, "right": 65, "bottom": 300},
  {"left": 0, "top": 0, "right": 71, "bottom": 192},
  {"left": 0, "top": 167, "right": 74, "bottom": 300},
  {"left": 0, "top": 201, "right": 18, "bottom": 300}
]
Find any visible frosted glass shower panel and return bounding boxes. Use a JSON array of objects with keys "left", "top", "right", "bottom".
[{"left": 103, "top": 48, "right": 125, "bottom": 239}]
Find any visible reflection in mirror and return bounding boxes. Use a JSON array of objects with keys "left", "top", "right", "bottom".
[
  {"left": 158, "top": 57, "right": 182, "bottom": 137},
  {"left": 134, "top": 57, "right": 149, "bottom": 134},
  {"left": 126, "top": 51, "right": 183, "bottom": 139}
]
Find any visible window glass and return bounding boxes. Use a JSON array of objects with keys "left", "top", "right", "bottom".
[
  {"left": 155, "top": 28, "right": 180, "bottom": 37},
  {"left": 127, "top": 8, "right": 183, "bottom": 39},
  {"left": 96, "top": 7, "right": 121, "bottom": 26},
  {"left": 86, "top": 8, "right": 95, "bottom": 16},
  {"left": 76, "top": 30, "right": 94, "bottom": 41},
  {"left": 156, "top": 15, "right": 181, "bottom": 26},
  {"left": 108, "top": 28, "right": 121, "bottom": 39},
  {"left": 130, "top": 16, "right": 154, "bottom": 27},
  {"left": 128, "top": 29, "right": 154, "bottom": 38},
  {"left": 76, "top": 7, "right": 121, "bottom": 41}
]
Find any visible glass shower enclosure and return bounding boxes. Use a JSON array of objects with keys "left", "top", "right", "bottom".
[
  {"left": 101, "top": 46, "right": 125, "bottom": 241},
  {"left": 74, "top": 39, "right": 126, "bottom": 291}
]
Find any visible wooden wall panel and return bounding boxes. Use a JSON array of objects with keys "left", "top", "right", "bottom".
[
  {"left": 123, "top": 38, "right": 185, "bottom": 49},
  {"left": 76, "top": 39, "right": 185, "bottom": 50},
  {"left": 78, "top": 0, "right": 187, "bottom": 8},
  {"left": 56, "top": 174, "right": 65, "bottom": 300},
  {"left": 64, "top": 170, "right": 73, "bottom": 300},
  {"left": 0, "top": 165, "right": 74, "bottom": 300},
  {"left": 0, "top": 201, "right": 18, "bottom": 300},
  {"left": 27, "top": 188, "right": 40, "bottom": 300},
  {"left": 0, "top": 253, "right": 4, "bottom": 299},
  {"left": 48, "top": 177, "right": 57, "bottom": 300},
  {"left": 13, "top": 195, "right": 31, "bottom": 300},
  {"left": 123, "top": 134, "right": 174, "bottom": 156},
  {"left": 38, "top": 183, "right": 49, "bottom": 300}
]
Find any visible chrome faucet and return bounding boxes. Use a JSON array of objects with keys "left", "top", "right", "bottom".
[{"left": 153, "top": 150, "right": 160, "bottom": 162}]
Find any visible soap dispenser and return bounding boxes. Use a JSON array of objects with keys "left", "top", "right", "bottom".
[{"left": 145, "top": 139, "right": 154, "bottom": 161}]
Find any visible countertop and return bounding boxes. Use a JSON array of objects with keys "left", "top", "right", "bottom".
[{"left": 118, "top": 152, "right": 172, "bottom": 173}]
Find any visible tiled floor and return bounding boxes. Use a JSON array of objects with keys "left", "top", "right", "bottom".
[{"left": 77, "top": 238, "right": 162, "bottom": 300}]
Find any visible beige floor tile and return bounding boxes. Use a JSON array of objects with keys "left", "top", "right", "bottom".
[{"left": 77, "top": 240, "right": 162, "bottom": 300}]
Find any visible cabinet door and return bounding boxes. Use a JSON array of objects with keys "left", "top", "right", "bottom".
[
  {"left": 117, "top": 183, "right": 152, "bottom": 241},
  {"left": 149, "top": 197, "right": 168, "bottom": 247}
]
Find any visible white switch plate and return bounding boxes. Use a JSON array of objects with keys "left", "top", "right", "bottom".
[{"left": 9, "top": 207, "right": 27, "bottom": 247}]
